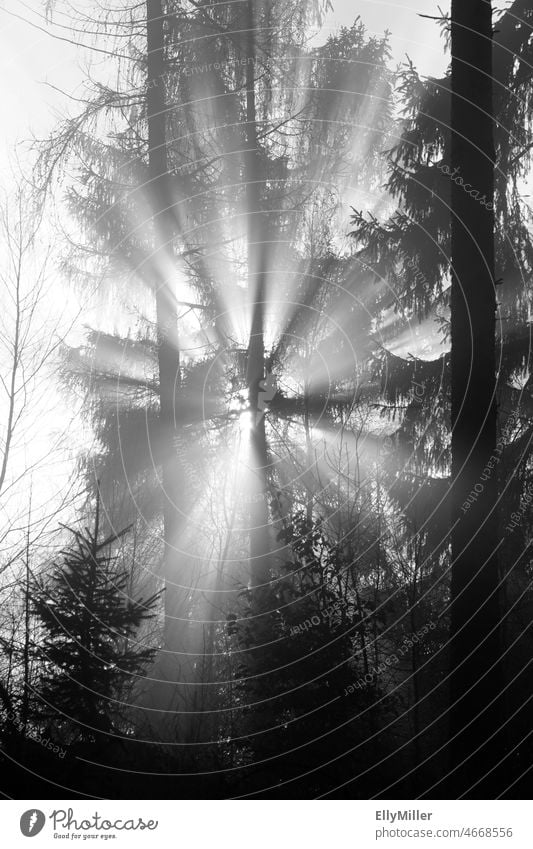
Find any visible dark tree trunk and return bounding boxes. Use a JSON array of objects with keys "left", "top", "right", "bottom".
[
  {"left": 244, "top": 0, "right": 272, "bottom": 607},
  {"left": 146, "top": 0, "right": 188, "bottom": 723},
  {"left": 449, "top": 0, "right": 505, "bottom": 796},
  {"left": 146, "top": 0, "right": 180, "bottom": 545}
]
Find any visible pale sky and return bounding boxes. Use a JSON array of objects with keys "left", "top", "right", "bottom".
[
  {"left": 0, "top": 0, "right": 448, "bottom": 176},
  {"left": 0, "top": 1, "right": 83, "bottom": 173},
  {"left": 322, "top": 0, "right": 448, "bottom": 77}
]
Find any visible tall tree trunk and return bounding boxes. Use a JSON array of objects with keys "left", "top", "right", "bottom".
[
  {"left": 146, "top": 0, "right": 189, "bottom": 726},
  {"left": 449, "top": 0, "right": 504, "bottom": 796},
  {"left": 244, "top": 0, "right": 271, "bottom": 608}
]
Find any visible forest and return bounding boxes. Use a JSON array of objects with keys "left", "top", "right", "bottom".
[{"left": 0, "top": 0, "right": 532, "bottom": 800}]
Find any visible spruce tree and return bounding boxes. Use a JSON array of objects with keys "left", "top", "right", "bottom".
[{"left": 30, "top": 503, "right": 160, "bottom": 744}]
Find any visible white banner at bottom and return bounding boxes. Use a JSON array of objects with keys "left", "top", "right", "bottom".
[{"left": 1, "top": 800, "right": 530, "bottom": 848}]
